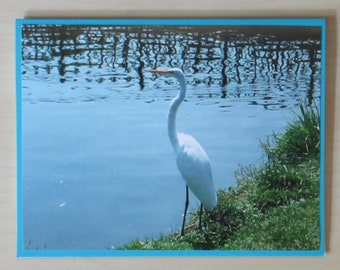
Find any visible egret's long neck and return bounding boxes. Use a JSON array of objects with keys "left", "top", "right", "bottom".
[{"left": 168, "top": 75, "right": 186, "bottom": 151}]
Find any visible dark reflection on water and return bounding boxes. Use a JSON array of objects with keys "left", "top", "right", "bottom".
[{"left": 21, "top": 25, "right": 322, "bottom": 109}]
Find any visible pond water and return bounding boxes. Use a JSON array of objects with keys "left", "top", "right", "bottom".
[{"left": 19, "top": 24, "right": 322, "bottom": 250}]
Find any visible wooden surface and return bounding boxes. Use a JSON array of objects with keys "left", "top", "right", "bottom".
[{"left": 0, "top": 0, "right": 339, "bottom": 269}]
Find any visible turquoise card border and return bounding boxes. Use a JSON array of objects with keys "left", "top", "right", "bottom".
[{"left": 16, "top": 18, "right": 326, "bottom": 257}]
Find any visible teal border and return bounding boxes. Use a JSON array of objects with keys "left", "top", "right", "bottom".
[{"left": 16, "top": 18, "right": 326, "bottom": 258}]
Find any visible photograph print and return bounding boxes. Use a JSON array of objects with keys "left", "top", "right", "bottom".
[{"left": 16, "top": 18, "right": 325, "bottom": 256}]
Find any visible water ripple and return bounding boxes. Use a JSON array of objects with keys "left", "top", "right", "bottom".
[{"left": 21, "top": 25, "right": 322, "bottom": 109}]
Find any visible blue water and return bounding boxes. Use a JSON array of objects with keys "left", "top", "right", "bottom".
[
  {"left": 19, "top": 25, "right": 322, "bottom": 250},
  {"left": 20, "top": 82, "right": 290, "bottom": 250}
]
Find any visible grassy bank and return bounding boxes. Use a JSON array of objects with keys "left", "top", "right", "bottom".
[{"left": 122, "top": 103, "right": 321, "bottom": 250}]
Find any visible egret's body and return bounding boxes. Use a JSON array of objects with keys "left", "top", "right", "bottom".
[
  {"left": 150, "top": 68, "right": 217, "bottom": 235},
  {"left": 175, "top": 133, "right": 217, "bottom": 211}
]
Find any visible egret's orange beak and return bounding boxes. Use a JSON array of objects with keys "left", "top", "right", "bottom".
[{"left": 148, "top": 69, "right": 169, "bottom": 74}]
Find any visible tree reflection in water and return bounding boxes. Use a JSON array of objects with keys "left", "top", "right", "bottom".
[{"left": 21, "top": 25, "right": 322, "bottom": 109}]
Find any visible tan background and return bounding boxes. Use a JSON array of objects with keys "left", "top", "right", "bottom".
[{"left": 0, "top": 0, "right": 339, "bottom": 269}]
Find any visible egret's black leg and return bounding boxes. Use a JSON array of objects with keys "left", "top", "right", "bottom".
[
  {"left": 198, "top": 203, "right": 203, "bottom": 230},
  {"left": 181, "top": 185, "right": 189, "bottom": 236}
]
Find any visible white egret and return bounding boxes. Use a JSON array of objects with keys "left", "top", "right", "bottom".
[{"left": 149, "top": 68, "right": 217, "bottom": 236}]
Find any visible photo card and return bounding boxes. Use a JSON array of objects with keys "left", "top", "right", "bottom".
[{"left": 16, "top": 18, "right": 326, "bottom": 257}]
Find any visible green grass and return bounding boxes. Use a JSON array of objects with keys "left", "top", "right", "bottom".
[
  {"left": 223, "top": 198, "right": 320, "bottom": 250},
  {"left": 120, "top": 102, "right": 321, "bottom": 251},
  {"left": 261, "top": 103, "right": 320, "bottom": 167}
]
